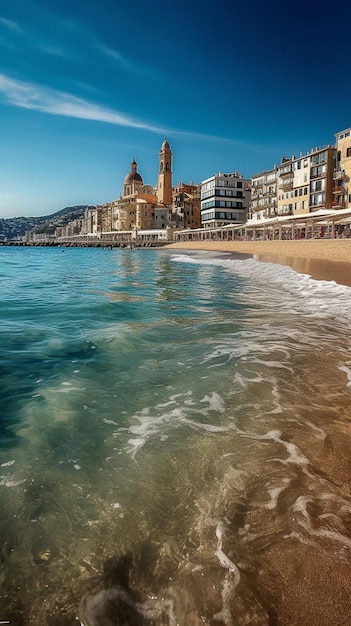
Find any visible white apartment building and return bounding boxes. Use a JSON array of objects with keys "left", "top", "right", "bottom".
[{"left": 201, "top": 172, "right": 250, "bottom": 228}]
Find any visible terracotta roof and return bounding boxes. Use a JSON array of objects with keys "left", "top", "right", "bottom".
[{"left": 136, "top": 194, "right": 159, "bottom": 203}]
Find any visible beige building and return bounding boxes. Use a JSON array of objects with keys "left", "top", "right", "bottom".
[
  {"left": 251, "top": 145, "right": 336, "bottom": 221},
  {"left": 83, "top": 147, "right": 173, "bottom": 237},
  {"left": 250, "top": 168, "right": 277, "bottom": 219},
  {"left": 53, "top": 139, "right": 205, "bottom": 241},
  {"left": 172, "top": 182, "right": 201, "bottom": 229},
  {"left": 113, "top": 148, "right": 173, "bottom": 233},
  {"left": 334, "top": 128, "right": 351, "bottom": 209},
  {"left": 277, "top": 146, "right": 335, "bottom": 216}
]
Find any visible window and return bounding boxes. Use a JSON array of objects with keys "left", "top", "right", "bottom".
[
  {"left": 310, "top": 192, "right": 325, "bottom": 206},
  {"left": 311, "top": 165, "right": 326, "bottom": 178},
  {"left": 347, "top": 147, "right": 351, "bottom": 158},
  {"left": 311, "top": 179, "right": 325, "bottom": 193},
  {"left": 311, "top": 151, "right": 327, "bottom": 165}
]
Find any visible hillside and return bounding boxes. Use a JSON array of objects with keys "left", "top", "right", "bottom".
[{"left": 0, "top": 205, "right": 92, "bottom": 240}]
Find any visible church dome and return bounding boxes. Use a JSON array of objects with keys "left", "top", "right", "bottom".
[
  {"left": 123, "top": 158, "right": 143, "bottom": 185},
  {"left": 123, "top": 171, "right": 143, "bottom": 184}
]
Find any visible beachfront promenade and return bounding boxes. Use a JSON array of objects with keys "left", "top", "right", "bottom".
[
  {"left": 173, "top": 208, "right": 351, "bottom": 244},
  {"left": 22, "top": 206, "right": 351, "bottom": 249}
]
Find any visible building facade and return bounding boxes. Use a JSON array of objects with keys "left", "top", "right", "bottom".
[
  {"left": 201, "top": 172, "right": 250, "bottom": 228},
  {"left": 172, "top": 183, "right": 201, "bottom": 229},
  {"left": 334, "top": 128, "right": 351, "bottom": 210},
  {"left": 250, "top": 146, "right": 336, "bottom": 221},
  {"left": 250, "top": 167, "right": 277, "bottom": 219},
  {"left": 81, "top": 145, "right": 174, "bottom": 237}
]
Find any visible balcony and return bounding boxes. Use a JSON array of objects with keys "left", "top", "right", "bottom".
[
  {"left": 279, "top": 178, "right": 293, "bottom": 190},
  {"left": 332, "top": 186, "right": 345, "bottom": 194},
  {"left": 310, "top": 172, "right": 325, "bottom": 180},
  {"left": 278, "top": 169, "right": 293, "bottom": 178},
  {"left": 333, "top": 168, "right": 346, "bottom": 180},
  {"left": 251, "top": 186, "right": 263, "bottom": 196},
  {"left": 331, "top": 199, "right": 346, "bottom": 209},
  {"left": 277, "top": 207, "right": 293, "bottom": 216}
]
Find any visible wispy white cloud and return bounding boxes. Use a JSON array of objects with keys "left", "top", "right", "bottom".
[
  {"left": 0, "top": 17, "right": 22, "bottom": 32},
  {"left": 0, "top": 73, "right": 166, "bottom": 133},
  {"left": 95, "top": 43, "right": 139, "bottom": 72},
  {"left": 1, "top": 5, "right": 161, "bottom": 79},
  {"left": 37, "top": 43, "right": 71, "bottom": 58},
  {"left": 95, "top": 44, "right": 126, "bottom": 64},
  {"left": 0, "top": 73, "right": 258, "bottom": 148},
  {"left": 95, "top": 43, "right": 161, "bottom": 79}
]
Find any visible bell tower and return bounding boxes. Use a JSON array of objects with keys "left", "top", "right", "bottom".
[{"left": 157, "top": 139, "right": 173, "bottom": 205}]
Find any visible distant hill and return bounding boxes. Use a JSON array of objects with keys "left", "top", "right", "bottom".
[{"left": 0, "top": 205, "right": 93, "bottom": 240}]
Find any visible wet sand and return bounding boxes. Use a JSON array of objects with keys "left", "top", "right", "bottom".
[{"left": 165, "top": 240, "right": 351, "bottom": 287}]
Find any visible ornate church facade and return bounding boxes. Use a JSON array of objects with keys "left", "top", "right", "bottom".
[{"left": 86, "top": 139, "right": 174, "bottom": 236}]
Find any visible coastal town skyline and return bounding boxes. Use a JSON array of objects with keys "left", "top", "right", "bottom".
[{"left": 1, "top": 0, "right": 351, "bottom": 218}]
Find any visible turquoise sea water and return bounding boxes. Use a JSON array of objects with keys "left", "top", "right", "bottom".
[{"left": 1, "top": 246, "right": 351, "bottom": 625}]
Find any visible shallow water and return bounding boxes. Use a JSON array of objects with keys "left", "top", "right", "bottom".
[{"left": 1, "top": 246, "right": 351, "bottom": 625}]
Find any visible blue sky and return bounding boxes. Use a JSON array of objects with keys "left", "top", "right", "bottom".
[{"left": 1, "top": 0, "right": 350, "bottom": 218}]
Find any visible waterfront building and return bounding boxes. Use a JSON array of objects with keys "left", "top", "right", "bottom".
[
  {"left": 109, "top": 158, "right": 160, "bottom": 232},
  {"left": 81, "top": 147, "right": 173, "bottom": 237},
  {"left": 112, "top": 149, "right": 172, "bottom": 233},
  {"left": 172, "top": 183, "right": 201, "bottom": 229},
  {"left": 87, "top": 204, "right": 113, "bottom": 235},
  {"left": 250, "top": 168, "right": 278, "bottom": 219},
  {"left": 200, "top": 172, "right": 250, "bottom": 228},
  {"left": 277, "top": 147, "right": 335, "bottom": 216},
  {"left": 289, "top": 154, "right": 309, "bottom": 215},
  {"left": 250, "top": 146, "right": 336, "bottom": 222},
  {"left": 276, "top": 156, "right": 295, "bottom": 216},
  {"left": 307, "top": 146, "right": 335, "bottom": 212},
  {"left": 334, "top": 128, "right": 351, "bottom": 210}
]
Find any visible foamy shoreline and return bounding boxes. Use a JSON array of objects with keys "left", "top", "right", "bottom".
[{"left": 164, "top": 240, "right": 351, "bottom": 288}]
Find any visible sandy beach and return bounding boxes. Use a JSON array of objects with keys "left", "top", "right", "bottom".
[{"left": 165, "top": 239, "right": 351, "bottom": 288}]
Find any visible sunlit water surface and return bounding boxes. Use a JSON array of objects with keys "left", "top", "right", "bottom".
[{"left": 1, "top": 246, "right": 351, "bottom": 626}]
